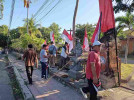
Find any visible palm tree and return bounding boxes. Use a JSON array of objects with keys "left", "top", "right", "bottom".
[
  {"left": 115, "top": 11, "right": 134, "bottom": 63},
  {"left": 23, "top": 18, "right": 42, "bottom": 37}
]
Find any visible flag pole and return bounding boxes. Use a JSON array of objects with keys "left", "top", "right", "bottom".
[
  {"left": 114, "top": 29, "right": 120, "bottom": 86},
  {"left": 99, "top": 12, "right": 102, "bottom": 40}
]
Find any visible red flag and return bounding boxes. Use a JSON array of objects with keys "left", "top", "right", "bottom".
[
  {"left": 91, "top": 14, "right": 101, "bottom": 43},
  {"left": 44, "top": 40, "right": 47, "bottom": 44},
  {"left": 61, "top": 29, "right": 73, "bottom": 53},
  {"left": 50, "top": 31, "right": 55, "bottom": 44},
  {"left": 99, "top": 0, "right": 115, "bottom": 33},
  {"left": 83, "top": 29, "right": 89, "bottom": 51}
]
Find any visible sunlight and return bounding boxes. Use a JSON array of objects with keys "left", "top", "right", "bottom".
[{"left": 36, "top": 90, "right": 60, "bottom": 99}]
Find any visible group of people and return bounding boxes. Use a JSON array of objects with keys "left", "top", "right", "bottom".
[
  {"left": 22, "top": 40, "right": 104, "bottom": 100},
  {"left": 22, "top": 41, "right": 69, "bottom": 84}
]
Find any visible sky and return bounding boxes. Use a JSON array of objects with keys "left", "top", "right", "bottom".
[{"left": 0, "top": 0, "right": 125, "bottom": 30}]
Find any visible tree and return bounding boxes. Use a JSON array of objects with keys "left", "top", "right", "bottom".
[
  {"left": 75, "top": 23, "right": 95, "bottom": 44},
  {"left": 0, "top": 0, "right": 4, "bottom": 19},
  {"left": 23, "top": 18, "right": 42, "bottom": 37},
  {"left": 0, "top": 25, "right": 8, "bottom": 35},
  {"left": 115, "top": 11, "right": 134, "bottom": 63},
  {"left": 39, "top": 27, "right": 52, "bottom": 41},
  {"left": 113, "top": 0, "right": 134, "bottom": 13},
  {"left": 49, "top": 23, "right": 61, "bottom": 43},
  {"left": 11, "top": 34, "right": 44, "bottom": 51},
  {"left": 0, "top": 25, "right": 9, "bottom": 47}
]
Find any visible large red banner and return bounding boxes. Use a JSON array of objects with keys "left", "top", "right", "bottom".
[{"left": 99, "top": 0, "right": 115, "bottom": 33}]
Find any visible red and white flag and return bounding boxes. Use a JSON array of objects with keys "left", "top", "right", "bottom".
[
  {"left": 61, "top": 29, "right": 73, "bottom": 53},
  {"left": 50, "top": 31, "right": 55, "bottom": 44},
  {"left": 44, "top": 40, "right": 47, "bottom": 44},
  {"left": 91, "top": 14, "right": 102, "bottom": 43},
  {"left": 83, "top": 29, "right": 89, "bottom": 51},
  {"left": 99, "top": 0, "right": 115, "bottom": 33}
]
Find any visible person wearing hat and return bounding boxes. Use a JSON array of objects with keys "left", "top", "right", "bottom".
[
  {"left": 40, "top": 44, "right": 48, "bottom": 79},
  {"left": 80, "top": 41, "right": 102, "bottom": 100}
]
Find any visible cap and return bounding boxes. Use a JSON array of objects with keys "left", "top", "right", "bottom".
[{"left": 92, "top": 41, "right": 101, "bottom": 46}]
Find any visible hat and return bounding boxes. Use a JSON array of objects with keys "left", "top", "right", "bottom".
[{"left": 92, "top": 41, "right": 101, "bottom": 46}]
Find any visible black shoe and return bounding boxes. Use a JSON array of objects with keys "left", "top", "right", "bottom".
[{"left": 29, "top": 82, "right": 32, "bottom": 85}]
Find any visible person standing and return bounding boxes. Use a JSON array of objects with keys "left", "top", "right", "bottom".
[
  {"left": 48, "top": 41, "right": 57, "bottom": 67},
  {"left": 59, "top": 42, "right": 68, "bottom": 69},
  {"left": 23, "top": 44, "right": 38, "bottom": 85},
  {"left": 80, "top": 41, "right": 102, "bottom": 100},
  {"left": 40, "top": 44, "right": 48, "bottom": 79}
]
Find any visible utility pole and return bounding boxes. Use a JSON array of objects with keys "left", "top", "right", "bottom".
[{"left": 73, "top": 0, "right": 79, "bottom": 46}]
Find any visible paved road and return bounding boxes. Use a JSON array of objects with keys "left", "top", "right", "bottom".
[
  {"left": 9, "top": 55, "right": 86, "bottom": 100},
  {"left": 0, "top": 55, "right": 14, "bottom": 100},
  {"left": 121, "top": 58, "right": 134, "bottom": 64}
]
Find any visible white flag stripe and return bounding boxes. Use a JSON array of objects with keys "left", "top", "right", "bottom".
[
  {"left": 84, "top": 37, "right": 89, "bottom": 51},
  {"left": 94, "top": 21, "right": 101, "bottom": 42},
  {"left": 61, "top": 33, "right": 73, "bottom": 53},
  {"left": 50, "top": 31, "right": 53, "bottom": 41}
]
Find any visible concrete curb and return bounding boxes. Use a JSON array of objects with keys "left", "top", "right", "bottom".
[{"left": 8, "top": 56, "right": 35, "bottom": 100}]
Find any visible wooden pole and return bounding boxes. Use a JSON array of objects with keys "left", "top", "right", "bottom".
[
  {"left": 73, "top": 0, "right": 79, "bottom": 47},
  {"left": 114, "top": 29, "right": 120, "bottom": 86}
]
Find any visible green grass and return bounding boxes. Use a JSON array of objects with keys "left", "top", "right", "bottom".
[{"left": 121, "top": 63, "right": 134, "bottom": 80}]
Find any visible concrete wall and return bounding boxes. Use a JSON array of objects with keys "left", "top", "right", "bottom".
[{"left": 120, "top": 39, "right": 134, "bottom": 55}]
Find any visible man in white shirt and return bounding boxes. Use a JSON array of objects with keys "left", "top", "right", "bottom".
[
  {"left": 40, "top": 44, "right": 48, "bottom": 79},
  {"left": 59, "top": 42, "right": 68, "bottom": 69}
]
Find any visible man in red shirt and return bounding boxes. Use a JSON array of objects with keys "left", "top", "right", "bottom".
[{"left": 80, "top": 41, "right": 101, "bottom": 100}]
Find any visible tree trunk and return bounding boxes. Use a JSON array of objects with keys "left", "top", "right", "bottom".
[
  {"left": 73, "top": 0, "right": 79, "bottom": 47},
  {"left": 124, "top": 36, "right": 129, "bottom": 64}
]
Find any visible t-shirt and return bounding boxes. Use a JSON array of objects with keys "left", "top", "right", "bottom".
[
  {"left": 61, "top": 46, "right": 67, "bottom": 58},
  {"left": 48, "top": 44, "right": 56, "bottom": 55},
  {"left": 23, "top": 49, "right": 37, "bottom": 66},
  {"left": 40, "top": 49, "right": 48, "bottom": 63},
  {"left": 86, "top": 51, "right": 101, "bottom": 80}
]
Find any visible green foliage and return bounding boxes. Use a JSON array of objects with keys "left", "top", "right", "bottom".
[
  {"left": 0, "top": 34, "right": 8, "bottom": 47},
  {"left": 11, "top": 34, "right": 44, "bottom": 51},
  {"left": 0, "top": 0, "right": 4, "bottom": 19},
  {"left": 113, "top": 0, "right": 134, "bottom": 13},
  {"left": 49, "top": 23, "right": 61, "bottom": 43},
  {"left": 23, "top": 18, "right": 42, "bottom": 37},
  {"left": 0, "top": 25, "right": 10, "bottom": 48},
  {"left": 115, "top": 11, "right": 134, "bottom": 38},
  {"left": 75, "top": 23, "right": 95, "bottom": 44},
  {"left": 0, "top": 25, "right": 8, "bottom": 35},
  {"left": 39, "top": 22, "right": 61, "bottom": 43}
]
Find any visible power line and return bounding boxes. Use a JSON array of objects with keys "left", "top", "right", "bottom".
[
  {"left": 35, "top": 0, "right": 62, "bottom": 24},
  {"left": 33, "top": 0, "right": 55, "bottom": 20},
  {"left": 32, "top": 0, "right": 49, "bottom": 19}
]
